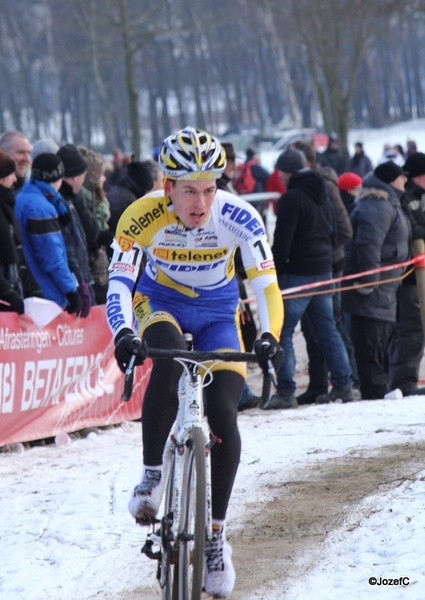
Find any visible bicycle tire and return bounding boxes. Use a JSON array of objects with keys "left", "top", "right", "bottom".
[
  {"left": 161, "top": 451, "right": 178, "bottom": 600},
  {"left": 178, "top": 427, "right": 206, "bottom": 600}
]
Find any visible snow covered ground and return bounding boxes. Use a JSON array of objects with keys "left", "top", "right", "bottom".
[{"left": 1, "top": 378, "right": 425, "bottom": 599}]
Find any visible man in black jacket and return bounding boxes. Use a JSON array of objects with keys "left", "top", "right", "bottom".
[
  {"left": 107, "top": 159, "right": 153, "bottom": 233},
  {"left": 388, "top": 152, "right": 425, "bottom": 395},
  {"left": 57, "top": 144, "right": 93, "bottom": 317},
  {"left": 342, "top": 162, "right": 410, "bottom": 399},
  {"left": 270, "top": 148, "right": 353, "bottom": 409}
]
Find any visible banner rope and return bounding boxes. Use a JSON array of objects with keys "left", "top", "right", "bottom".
[{"left": 243, "top": 252, "right": 425, "bottom": 304}]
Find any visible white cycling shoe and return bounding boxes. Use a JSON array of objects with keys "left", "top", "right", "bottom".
[
  {"left": 204, "top": 527, "right": 235, "bottom": 598},
  {"left": 128, "top": 466, "right": 164, "bottom": 520}
]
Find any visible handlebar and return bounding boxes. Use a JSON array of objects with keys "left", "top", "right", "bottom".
[{"left": 121, "top": 343, "right": 276, "bottom": 408}]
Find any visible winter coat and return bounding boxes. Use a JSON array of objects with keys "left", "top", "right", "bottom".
[
  {"left": 399, "top": 179, "right": 425, "bottom": 286},
  {"left": 71, "top": 188, "right": 100, "bottom": 250},
  {"left": 272, "top": 169, "right": 336, "bottom": 276},
  {"left": 348, "top": 152, "right": 373, "bottom": 178},
  {"left": 317, "top": 148, "right": 345, "bottom": 176},
  {"left": 400, "top": 179, "right": 425, "bottom": 241},
  {"left": 315, "top": 164, "right": 352, "bottom": 268},
  {"left": 340, "top": 189, "right": 357, "bottom": 216},
  {"left": 107, "top": 176, "right": 142, "bottom": 234},
  {"left": 342, "top": 173, "right": 411, "bottom": 322},
  {"left": 0, "top": 184, "right": 41, "bottom": 298},
  {"left": 15, "top": 181, "right": 76, "bottom": 307},
  {"left": 81, "top": 185, "right": 111, "bottom": 232},
  {"left": 59, "top": 182, "right": 92, "bottom": 285}
]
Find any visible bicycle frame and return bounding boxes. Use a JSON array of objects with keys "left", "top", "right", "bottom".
[
  {"left": 163, "top": 350, "right": 214, "bottom": 546},
  {"left": 124, "top": 338, "right": 270, "bottom": 598}
]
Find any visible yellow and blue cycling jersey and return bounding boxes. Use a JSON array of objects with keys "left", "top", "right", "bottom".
[{"left": 106, "top": 188, "right": 283, "bottom": 352}]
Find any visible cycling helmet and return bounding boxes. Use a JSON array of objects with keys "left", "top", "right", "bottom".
[{"left": 158, "top": 127, "right": 226, "bottom": 180}]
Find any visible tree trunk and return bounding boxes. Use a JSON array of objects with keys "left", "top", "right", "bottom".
[
  {"left": 262, "top": 2, "right": 302, "bottom": 128},
  {"left": 118, "top": 0, "right": 141, "bottom": 158}
]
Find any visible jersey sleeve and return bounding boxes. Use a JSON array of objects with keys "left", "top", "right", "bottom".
[
  {"left": 239, "top": 231, "right": 284, "bottom": 342},
  {"left": 106, "top": 239, "right": 143, "bottom": 338}
]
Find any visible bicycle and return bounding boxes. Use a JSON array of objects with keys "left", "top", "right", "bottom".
[{"left": 121, "top": 333, "right": 274, "bottom": 600}]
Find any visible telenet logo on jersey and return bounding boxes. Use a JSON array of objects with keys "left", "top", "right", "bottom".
[{"left": 153, "top": 248, "right": 229, "bottom": 262}]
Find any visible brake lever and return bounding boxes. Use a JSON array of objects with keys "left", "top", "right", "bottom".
[
  {"left": 267, "top": 359, "right": 277, "bottom": 387},
  {"left": 121, "top": 337, "right": 142, "bottom": 402}
]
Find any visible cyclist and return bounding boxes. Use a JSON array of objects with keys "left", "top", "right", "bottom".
[{"left": 106, "top": 127, "right": 284, "bottom": 598}]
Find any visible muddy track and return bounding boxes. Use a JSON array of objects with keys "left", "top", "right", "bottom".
[{"left": 104, "top": 440, "right": 425, "bottom": 600}]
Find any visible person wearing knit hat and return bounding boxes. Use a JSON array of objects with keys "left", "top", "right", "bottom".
[
  {"left": 15, "top": 152, "right": 82, "bottom": 315},
  {"left": 342, "top": 158, "right": 410, "bottom": 400},
  {"left": 403, "top": 151, "right": 425, "bottom": 180},
  {"left": 338, "top": 172, "right": 363, "bottom": 215},
  {"left": 31, "top": 153, "right": 65, "bottom": 183},
  {"left": 337, "top": 172, "right": 362, "bottom": 192},
  {"left": 57, "top": 144, "right": 95, "bottom": 318},
  {"left": 387, "top": 151, "right": 425, "bottom": 396},
  {"left": 374, "top": 161, "right": 406, "bottom": 186},
  {"left": 57, "top": 144, "right": 88, "bottom": 178},
  {"left": 275, "top": 147, "right": 306, "bottom": 185},
  {"left": 31, "top": 139, "right": 60, "bottom": 161},
  {"left": 271, "top": 143, "right": 355, "bottom": 409}
]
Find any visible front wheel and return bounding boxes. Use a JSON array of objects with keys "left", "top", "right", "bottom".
[
  {"left": 178, "top": 427, "right": 206, "bottom": 600},
  {"left": 161, "top": 452, "right": 178, "bottom": 600}
]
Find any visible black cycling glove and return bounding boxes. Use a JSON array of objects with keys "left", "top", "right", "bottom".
[
  {"left": 254, "top": 332, "right": 284, "bottom": 375},
  {"left": 66, "top": 290, "right": 82, "bottom": 315},
  {"left": 114, "top": 328, "right": 148, "bottom": 373}
]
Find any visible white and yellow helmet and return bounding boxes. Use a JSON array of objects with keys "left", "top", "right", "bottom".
[{"left": 158, "top": 127, "right": 226, "bottom": 180}]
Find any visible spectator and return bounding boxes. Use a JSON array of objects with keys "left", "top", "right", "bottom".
[
  {"left": 32, "top": 139, "right": 59, "bottom": 161},
  {"left": 0, "top": 149, "right": 41, "bottom": 308},
  {"left": 265, "top": 160, "right": 287, "bottom": 215},
  {"left": 348, "top": 142, "right": 373, "bottom": 177},
  {"left": 104, "top": 147, "right": 127, "bottom": 190},
  {"left": 218, "top": 142, "right": 238, "bottom": 195},
  {"left": 77, "top": 146, "right": 111, "bottom": 231},
  {"left": 78, "top": 145, "right": 114, "bottom": 304},
  {"left": 144, "top": 159, "right": 164, "bottom": 192},
  {"left": 394, "top": 144, "right": 406, "bottom": 160},
  {"left": 217, "top": 141, "right": 260, "bottom": 411},
  {"left": 378, "top": 144, "right": 405, "bottom": 167},
  {"left": 342, "top": 161, "right": 411, "bottom": 400},
  {"left": 0, "top": 130, "right": 32, "bottom": 191},
  {"left": 15, "top": 153, "right": 82, "bottom": 315},
  {"left": 239, "top": 148, "right": 269, "bottom": 221},
  {"left": 337, "top": 172, "right": 362, "bottom": 215},
  {"left": 270, "top": 148, "right": 354, "bottom": 408},
  {"left": 107, "top": 158, "right": 153, "bottom": 233},
  {"left": 57, "top": 144, "right": 94, "bottom": 317},
  {"left": 0, "top": 150, "right": 24, "bottom": 314},
  {"left": 245, "top": 148, "right": 269, "bottom": 193},
  {"left": 388, "top": 152, "right": 425, "bottom": 395},
  {"left": 292, "top": 139, "right": 358, "bottom": 404},
  {"left": 406, "top": 140, "right": 418, "bottom": 157},
  {"left": 316, "top": 133, "right": 345, "bottom": 175}
]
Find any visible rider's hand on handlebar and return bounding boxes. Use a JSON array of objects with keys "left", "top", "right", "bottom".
[
  {"left": 254, "top": 333, "right": 284, "bottom": 375},
  {"left": 114, "top": 328, "right": 148, "bottom": 373}
]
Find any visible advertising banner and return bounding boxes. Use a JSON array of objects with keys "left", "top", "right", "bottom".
[{"left": 0, "top": 304, "right": 151, "bottom": 446}]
